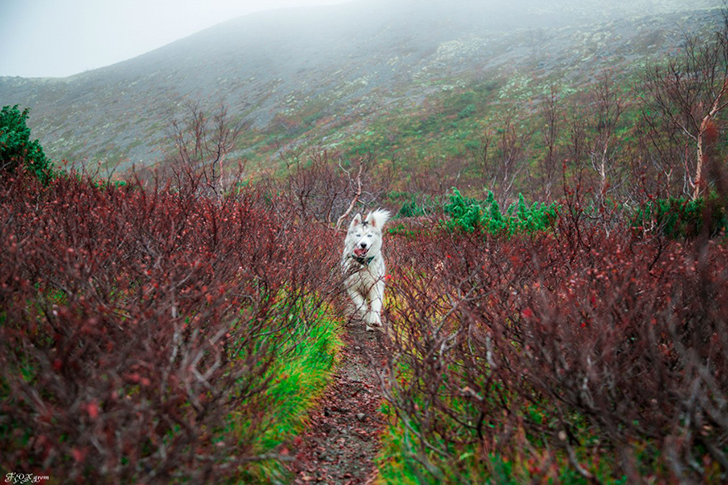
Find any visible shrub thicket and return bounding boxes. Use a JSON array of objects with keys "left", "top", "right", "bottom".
[
  {"left": 379, "top": 210, "right": 728, "bottom": 483},
  {"left": 0, "top": 172, "right": 343, "bottom": 483}
]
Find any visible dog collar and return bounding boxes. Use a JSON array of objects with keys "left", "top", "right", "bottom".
[{"left": 351, "top": 255, "right": 375, "bottom": 266}]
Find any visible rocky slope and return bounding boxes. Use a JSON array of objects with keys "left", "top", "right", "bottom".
[{"left": 0, "top": 0, "right": 722, "bottom": 172}]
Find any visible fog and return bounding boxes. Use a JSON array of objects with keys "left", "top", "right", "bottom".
[
  {"left": 0, "top": 0, "right": 354, "bottom": 78},
  {"left": 0, "top": 0, "right": 718, "bottom": 78}
]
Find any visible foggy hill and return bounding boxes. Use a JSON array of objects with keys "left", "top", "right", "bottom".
[{"left": 0, "top": 0, "right": 723, "bottom": 171}]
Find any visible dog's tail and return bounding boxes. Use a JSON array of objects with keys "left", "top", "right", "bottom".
[{"left": 366, "top": 209, "right": 391, "bottom": 229}]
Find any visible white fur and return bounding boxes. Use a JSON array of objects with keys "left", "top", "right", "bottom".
[{"left": 342, "top": 209, "right": 391, "bottom": 331}]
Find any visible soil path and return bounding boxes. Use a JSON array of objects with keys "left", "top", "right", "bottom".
[{"left": 288, "top": 322, "right": 388, "bottom": 484}]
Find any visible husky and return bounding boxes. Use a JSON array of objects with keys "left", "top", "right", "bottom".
[{"left": 342, "top": 209, "right": 391, "bottom": 331}]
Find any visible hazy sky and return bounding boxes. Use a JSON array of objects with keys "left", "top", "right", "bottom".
[{"left": 0, "top": 0, "right": 354, "bottom": 78}]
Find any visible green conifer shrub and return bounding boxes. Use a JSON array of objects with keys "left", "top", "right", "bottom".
[
  {"left": 444, "top": 188, "right": 559, "bottom": 235},
  {"left": 0, "top": 105, "right": 53, "bottom": 183}
]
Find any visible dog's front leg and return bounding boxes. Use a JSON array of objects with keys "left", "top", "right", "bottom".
[
  {"left": 365, "top": 280, "right": 385, "bottom": 331},
  {"left": 347, "top": 286, "right": 368, "bottom": 322}
]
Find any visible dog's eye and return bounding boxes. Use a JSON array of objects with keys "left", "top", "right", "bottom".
[{"left": 367, "top": 234, "right": 373, "bottom": 238}]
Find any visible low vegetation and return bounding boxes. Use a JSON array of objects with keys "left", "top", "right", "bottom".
[
  {"left": 1, "top": 9, "right": 728, "bottom": 484},
  {"left": 379, "top": 201, "right": 727, "bottom": 483},
  {"left": 0, "top": 171, "right": 343, "bottom": 483}
]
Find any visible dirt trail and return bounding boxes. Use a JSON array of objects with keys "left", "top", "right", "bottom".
[{"left": 288, "top": 322, "right": 388, "bottom": 484}]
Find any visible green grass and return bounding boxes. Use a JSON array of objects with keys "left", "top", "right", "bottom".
[{"left": 228, "top": 301, "right": 344, "bottom": 483}]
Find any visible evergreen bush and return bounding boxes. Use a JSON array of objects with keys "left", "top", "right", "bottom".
[
  {"left": 0, "top": 105, "right": 53, "bottom": 183},
  {"left": 633, "top": 193, "right": 728, "bottom": 239},
  {"left": 444, "top": 188, "right": 559, "bottom": 235}
]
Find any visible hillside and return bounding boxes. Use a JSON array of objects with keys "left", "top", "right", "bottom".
[{"left": 0, "top": 0, "right": 723, "bottom": 173}]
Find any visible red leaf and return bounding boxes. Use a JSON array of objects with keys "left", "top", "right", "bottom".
[
  {"left": 72, "top": 447, "right": 87, "bottom": 462},
  {"left": 87, "top": 401, "right": 99, "bottom": 420}
]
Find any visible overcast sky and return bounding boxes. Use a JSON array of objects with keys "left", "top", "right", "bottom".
[{"left": 0, "top": 0, "right": 354, "bottom": 78}]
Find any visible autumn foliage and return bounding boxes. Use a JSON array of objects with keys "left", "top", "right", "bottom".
[
  {"left": 0, "top": 171, "right": 342, "bottom": 483},
  {"left": 379, "top": 205, "right": 728, "bottom": 482}
]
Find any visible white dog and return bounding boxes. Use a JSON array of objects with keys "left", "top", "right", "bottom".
[{"left": 342, "top": 209, "right": 391, "bottom": 331}]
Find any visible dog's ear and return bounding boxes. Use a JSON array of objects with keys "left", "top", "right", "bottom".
[
  {"left": 349, "top": 213, "right": 362, "bottom": 230},
  {"left": 367, "top": 209, "right": 391, "bottom": 229},
  {"left": 364, "top": 211, "right": 374, "bottom": 226}
]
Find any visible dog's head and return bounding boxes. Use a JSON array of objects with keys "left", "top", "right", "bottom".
[{"left": 345, "top": 209, "right": 391, "bottom": 262}]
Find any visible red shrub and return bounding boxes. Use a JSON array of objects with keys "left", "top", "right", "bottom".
[
  {"left": 0, "top": 173, "right": 341, "bottom": 483},
  {"left": 382, "top": 216, "right": 728, "bottom": 482}
]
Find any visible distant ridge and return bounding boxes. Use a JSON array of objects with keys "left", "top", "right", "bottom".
[{"left": 0, "top": 0, "right": 722, "bottom": 172}]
